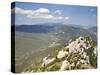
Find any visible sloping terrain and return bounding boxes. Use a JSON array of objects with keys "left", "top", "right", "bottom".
[
  {"left": 14, "top": 24, "right": 97, "bottom": 73},
  {"left": 24, "top": 36, "right": 97, "bottom": 72}
]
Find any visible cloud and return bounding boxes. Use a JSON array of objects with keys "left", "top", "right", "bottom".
[
  {"left": 12, "top": 7, "right": 69, "bottom": 21},
  {"left": 27, "top": 14, "right": 66, "bottom": 20},
  {"left": 27, "top": 14, "right": 54, "bottom": 19},
  {"left": 65, "top": 17, "right": 69, "bottom": 20},
  {"left": 34, "top": 8, "right": 50, "bottom": 14},
  {"left": 12, "top": 7, "right": 50, "bottom": 15},
  {"left": 54, "top": 10, "right": 62, "bottom": 15},
  {"left": 89, "top": 8, "right": 97, "bottom": 17}
]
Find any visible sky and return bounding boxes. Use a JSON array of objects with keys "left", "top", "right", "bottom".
[{"left": 11, "top": 2, "right": 97, "bottom": 27}]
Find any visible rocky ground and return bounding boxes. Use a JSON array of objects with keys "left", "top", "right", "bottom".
[{"left": 22, "top": 36, "right": 97, "bottom": 73}]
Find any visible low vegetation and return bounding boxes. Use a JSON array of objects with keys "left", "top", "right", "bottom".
[{"left": 22, "top": 36, "right": 97, "bottom": 73}]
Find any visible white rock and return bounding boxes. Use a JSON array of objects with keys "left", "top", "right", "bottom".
[
  {"left": 80, "top": 59, "right": 85, "bottom": 64},
  {"left": 86, "top": 56, "right": 90, "bottom": 64},
  {"left": 57, "top": 50, "right": 68, "bottom": 59},
  {"left": 94, "top": 47, "right": 97, "bottom": 56},
  {"left": 60, "top": 60, "right": 71, "bottom": 71},
  {"left": 42, "top": 57, "right": 55, "bottom": 67},
  {"left": 82, "top": 52, "right": 87, "bottom": 59}
]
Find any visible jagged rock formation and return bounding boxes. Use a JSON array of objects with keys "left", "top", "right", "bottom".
[{"left": 23, "top": 36, "right": 97, "bottom": 72}]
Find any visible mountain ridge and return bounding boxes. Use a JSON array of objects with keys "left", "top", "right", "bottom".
[{"left": 23, "top": 36, "right": 97, "bottom": 72}]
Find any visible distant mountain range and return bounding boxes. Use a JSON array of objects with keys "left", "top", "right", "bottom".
[
  {"left": 88, "top": 26, "right": 97, "bottom": 33},
  {"left": 14, "top": 25, "right": 55, "bottom": 33},
  {"left": 53, "top": 25, "right": 97, "bottom": 43},
  {"left": 12, "top": 23, "right": 97, "bottom": 42}
]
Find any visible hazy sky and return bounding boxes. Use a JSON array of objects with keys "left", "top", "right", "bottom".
[{"left": 11, "top": 2, "right": 97, "bottom": 27}]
